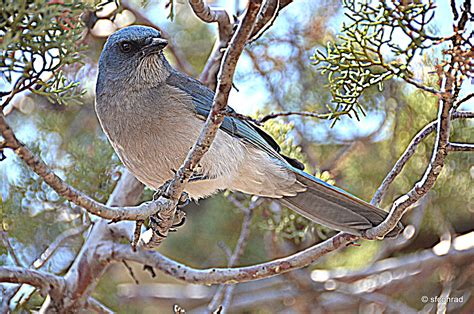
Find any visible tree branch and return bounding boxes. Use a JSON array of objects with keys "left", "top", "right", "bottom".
[
  {"left": 321, "top": 240, "right": 474, "bottom": 284},
  {"left": 402, "top": 76, "right": 442, "bottom": 95},
  {"left": 141, "top": 0, "right": 263, "bottom": 248},
  {"left": 365, "top": 63, "right": 460, "bottom": 238},
  {"left": 32, "top": 225, "right": 88, "bottom": 269},
  {"left": 106, "top": 232, "right": 358, "bottom": 285},
  {"left": 85, "top": 297, "right": 115, "bottom": 314},
  {"left": 447, "top": 142, "right": 474, "bottom": 152},
  {"left": 258, "top": 110, "right": 349, "bottom": 123},
  {"left": 248, "top": 0, "right": 293, "bottom": 43},
  {"left": 189, "top": 0, "right": 233, "bottom": 40},
  {"left": 0, "top": 113, "right": 173, "bottom": 221},
  {"left": 207, "top": 199, "right": 257, "bottom": 312},
  {"left": 455, "top": 92, "right": 474, "bottom": 108},
  {"left": 0, "top": 231, "right": 23, "bottom": 267},
  {"left": 190, "top": 0, "right": 234, "bottom": 89},
  {"left": 0, "top": 267, "right": 65, "bottom": 297},
  {"left": 3, "top": 224, "right": 89, "bottom": 310},
  {"left": 195, "top": 0, "right": 293, "bottom": 89},
  {"left": 40, "top": 171, "right": 144, "bottom": 311},
  {"left": 371, "top": 111, "right": 474, "bottom": 206}
]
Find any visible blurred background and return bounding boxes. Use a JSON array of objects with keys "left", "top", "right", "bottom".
[{"left": 1, "top": 0, "right": 473, "bottom": 313}]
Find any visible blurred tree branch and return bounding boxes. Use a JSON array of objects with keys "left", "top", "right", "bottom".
[
  {"left": 2, "top": 224, "right": 88, "bottom": 311},
  {"left": 0, "top": 267, "right": 65, "bottom": 300},
  {"left": 207, "top": 198, "right": 259, "bottom": 313},
  {"left": 371, "top": 111, "right": 474, "bottom": 206},
  {"left": 196, "top": 0, "right": 293, "bottom": 89}
]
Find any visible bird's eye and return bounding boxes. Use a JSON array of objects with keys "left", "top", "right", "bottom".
[{"left": 119, "top": 41, "right": 133, "bottom": 53}]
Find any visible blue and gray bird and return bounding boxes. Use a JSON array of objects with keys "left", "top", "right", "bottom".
[{"left": 95, "top": 25, "right": 403, "bottom": 237}]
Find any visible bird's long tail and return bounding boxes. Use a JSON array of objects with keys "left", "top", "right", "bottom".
[{"left": 279, "top": 169, "right": 403, "bottom": 238}]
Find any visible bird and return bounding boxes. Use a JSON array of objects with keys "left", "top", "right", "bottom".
[{"left": 95, "top": 25, "right": 403, "bottom": 238}]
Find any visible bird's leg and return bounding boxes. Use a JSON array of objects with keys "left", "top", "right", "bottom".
[
  {"left": 169, "top": 208, "right": 187, "bottom": 232},
  {"left": 169, "top": 192, "right": 189, "bottom": 232}
]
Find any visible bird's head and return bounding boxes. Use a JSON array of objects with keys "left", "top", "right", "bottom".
[{"left": 97, "top": 25, "right": 170, "bottom": 87}]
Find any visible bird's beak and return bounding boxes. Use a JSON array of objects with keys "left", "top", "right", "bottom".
[{"left": 144, "top": 37, "right": 168, "bottom": 53}]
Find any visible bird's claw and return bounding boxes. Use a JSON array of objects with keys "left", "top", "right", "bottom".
[
  {"left": 172, "top": 209, "right": 186, "bottom": 228},
  {"left": 178, "top": 192, "right": 190, "bottom": 208}
]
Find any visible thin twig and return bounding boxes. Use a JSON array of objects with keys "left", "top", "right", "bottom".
[
  {"left": 455, "top": 92, "right": 474, "bottom": 107},
  {"left": 208, "top": 199, "right": 257, "bottom": 312},
  {"left": 447, "top": 142, "right": 474, "bottom": 151},
  {"left": 258, "top": 110, "right": 349, "bottom": 123},
  {"left": 0, "top": 231, "right": 23, "bottom": 267},
  {"left": 32, "top": 225, "right": 88, "bottom": 269},
  {"left": 122, "top": 260, "right": 139, "bottom": 285},
  {"left": 402, "top": 76, "right": 442, "bottom": 95},
  {"left": 85, "top": 297, "right": 115, "bottom": 314}
]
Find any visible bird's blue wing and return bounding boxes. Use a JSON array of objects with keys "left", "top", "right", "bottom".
[{"left": 166, "top": 72, "right": 292, "bottom": 164}]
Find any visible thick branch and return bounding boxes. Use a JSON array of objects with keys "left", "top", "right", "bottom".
[
  {"left": 41, "top": 171, "right": 144, "bottom": 312},
  {"left": 0, "top": 267, "right": 64, "bottom": 297},
  {"left": 106, "top": 233, "right": 358, "bottom": 285},
  {"left": 3, "top": 224, "right": 88, "bottom": 310}
]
